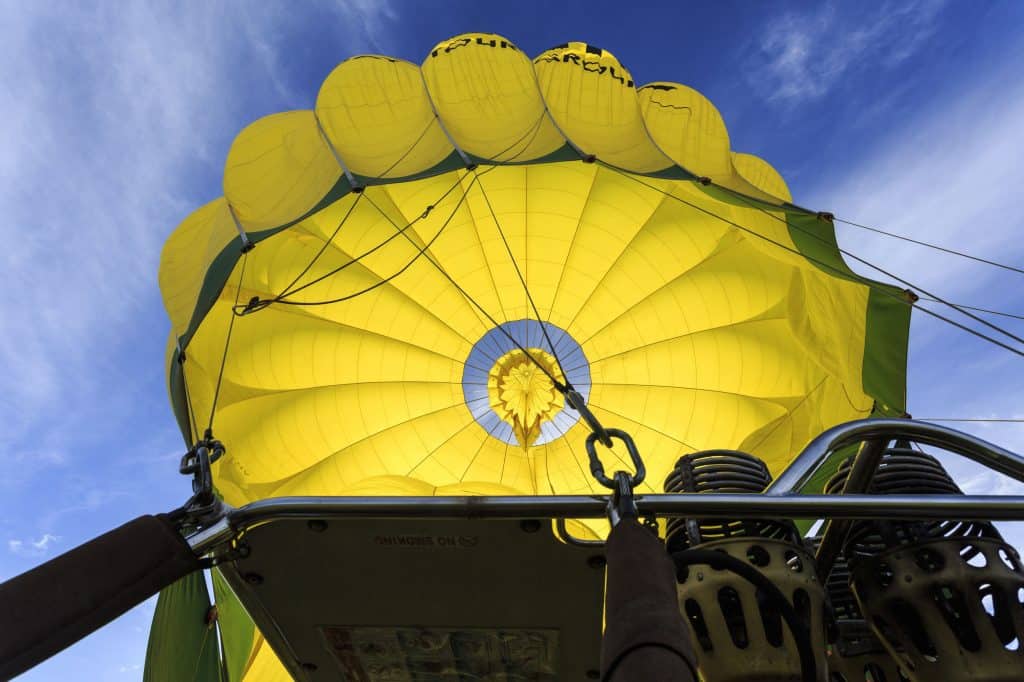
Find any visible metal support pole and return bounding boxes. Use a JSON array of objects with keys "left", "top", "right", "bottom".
[{"left": 813, "top": 438, "right": 888, "bottom": 579}]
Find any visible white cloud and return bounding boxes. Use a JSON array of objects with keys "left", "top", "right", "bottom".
[
  {"left": 0, "top": 5, "right": 234, "bottom": 452},
  {"left": 8, "top": 532, "right": 60, "bottom": 557},
  {"left": 749, "top": 0, "right": 946, "bottom": 104},
  {"left": 959, "top": 469, "right": 1024, "bottom": 496},
  {"left": 801, "top": 31, "right": 1024, "bottom": 499},
  {"left": 805, "top": 46, "right": 1024, "bottom": 354},
  {"left": 331, "top": 0, "right": 400, "bottom": 52},
  {"left": 0, "top": 1, "right": 399, "bottom": 462}
]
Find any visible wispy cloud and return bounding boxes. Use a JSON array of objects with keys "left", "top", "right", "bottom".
[
  {"left": 748, "top": 0, "right": 946, "bottom": 104},
  {"left": 802, "top": 27, "right": 1024, "bottom": 491},
  {"left": 8, "top": 533, "right": 60, "bottom": 557},
  {"left": 959, "top": 469, "right": 1024, "bottom": 496},
  {"left": 0, "top": 4, "right": 240, "bottom": 456},
  {"left": 330, "top": 0, "right": 400, "bottom": 53},
  {"left": 0, "top": 1, "right": 399, "bottom": 467},
  {"left": 807, "top": 45, "right": 1024, "bottom": 317}
]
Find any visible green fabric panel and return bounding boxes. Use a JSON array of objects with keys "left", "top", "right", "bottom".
[
  {"left": 353, "top": 149, "right": 466, "bottom": 187},
  {"left": 685, "top": 184, "right": 910, "bottom": 413},
  {"left": 144, "top": 572, "right": 221, "bottom": 682},
  {"left": 784, "top": 212, "right": 909, "bottom": 414},
  {"left": 862, "top": 287, "right": 911, "bottom": 415},
  {"left": 693, "top": 183, "right": 802, "bottom": 214},
  {"left": 211, "top": 569, "right": 254, "bottom": 682},
  {"left": 466, "top": 142, "right": 581, "bottom": 167},
  {"left": 168, "top": 348, "right": 192, "bottom": 445},
  {"left": 635, "top": 162, "right": 696, "bottom": 181}
]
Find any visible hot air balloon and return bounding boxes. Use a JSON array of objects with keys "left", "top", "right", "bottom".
[
  {"left": 5, "top": 32, "right": 1024, "bottom": 682},
  {"left": 154, "top": 32, "right": 910, "bottom": 680}
]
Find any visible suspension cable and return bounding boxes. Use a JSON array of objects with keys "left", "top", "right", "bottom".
[
  {"left": 832, "top": 216, "right": 1024, "bottom": 276},
  {"left": 717, "top": 186, "right": 1024, "bottom": 348},
  {"left": 471, "top": 167, "right": 573, "bottom": 387},
  {"left": 916, "top": 296, "right": 1024, "bottom": 322},
  {"left": 274, "top": 192, "right": 366, "bottom": 300},
  {"left": 917, "top": 418, "right": 1024, "bottom": 423},
  {"left": 360, "top": 184, "right": 570, "bottom": 393},
  {"left": 605, "top": 167, "right": 1024, "bottom": 360},
  {"left": 239, "top": 175, "right": 471, "bottom": 310},
  {"left": 207, "top": 252, "right": 248, "bottom": 434}
]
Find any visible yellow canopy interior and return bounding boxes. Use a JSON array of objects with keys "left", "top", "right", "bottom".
[{"left": 156, "top": 33, "right": 910, "bottom": 680}]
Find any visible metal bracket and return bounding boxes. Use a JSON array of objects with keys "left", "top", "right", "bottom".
[
  {"left": 185, "top": 419, "right": 1024, "bottom": 561},
  {"left": 585, "top": 428, "right": 646, "bottom": 489},
  {"left": 172, "top": 438, "right": 227, "bottom": 530},
  {"left": 606, "top": 471, "right": 639, "bottom": 527}
]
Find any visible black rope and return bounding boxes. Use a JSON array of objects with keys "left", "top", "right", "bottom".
[
  {"left": 275, "top": 115, "right": 447, "bottom": 298},
  {"left": 233, "top": 114, "right": 457, "bottom": 315},
  {"left": 833, "top": 216, "right": 1024, "bottom": 276},
  {"left": 235, "top": 112, "right": 551, "bottom": 316},
  {"left": 247, "top": 176, "right": 472, "bottom": 309},
  {"left": 361, "top": 183, "right": 570, "bottom": 394},
  {"left": 274, "top": 192, "right": 366, "bottom": 300},
  {"left": 917, "top": 296, "right": 1024, "bottom": 322},
  {"left": 277, "top": 176, "right": 480, "bottom": 307},
  {"left": 605, "top": 167, "right": 1024, "bottom": 360},
  {"left": 471, "top": 168, "right": 573, "bottom": 387},
  {"left": 719, "top": 186, "right": 1024, "bottom": 349},
  {"left": 207, "top": 252, "right": 248, "bottom": 433},
  {"left": 910, "top": 302, "right": 1024, "bottom": 358}
]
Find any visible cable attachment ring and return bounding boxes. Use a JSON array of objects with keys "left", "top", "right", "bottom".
[
  {"left": 234, "top": 297, "right": 272, "bottom": 316},
  {"left": 585, "top": 428, "right": 646, "bottom": 489},
  {"left": 175, "top": 436, "right": 226, "bottom": 527}
]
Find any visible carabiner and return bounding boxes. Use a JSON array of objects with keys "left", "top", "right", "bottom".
[{"left": 585, "top": 428, "right": 646, "bottom": 490}]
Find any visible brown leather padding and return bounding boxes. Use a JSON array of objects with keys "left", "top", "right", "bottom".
[
  {"left": 601, "top": 519, "right": 697, "bottom": 681},
  {"left": 0, "top": 514, "right": 200, "bottom": 679}
]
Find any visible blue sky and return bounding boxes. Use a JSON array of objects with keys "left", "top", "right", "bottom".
[{"left": 2, "top": 1, "right": 1023, "bottom": 678}]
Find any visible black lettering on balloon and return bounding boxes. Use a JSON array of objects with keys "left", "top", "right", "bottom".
[{"left": 431, "top": 37, "right": 518, "bottom": 58}]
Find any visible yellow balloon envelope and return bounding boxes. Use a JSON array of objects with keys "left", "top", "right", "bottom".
[{"left": 157, "top": 33, "right": 910, "bottom": 680}]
